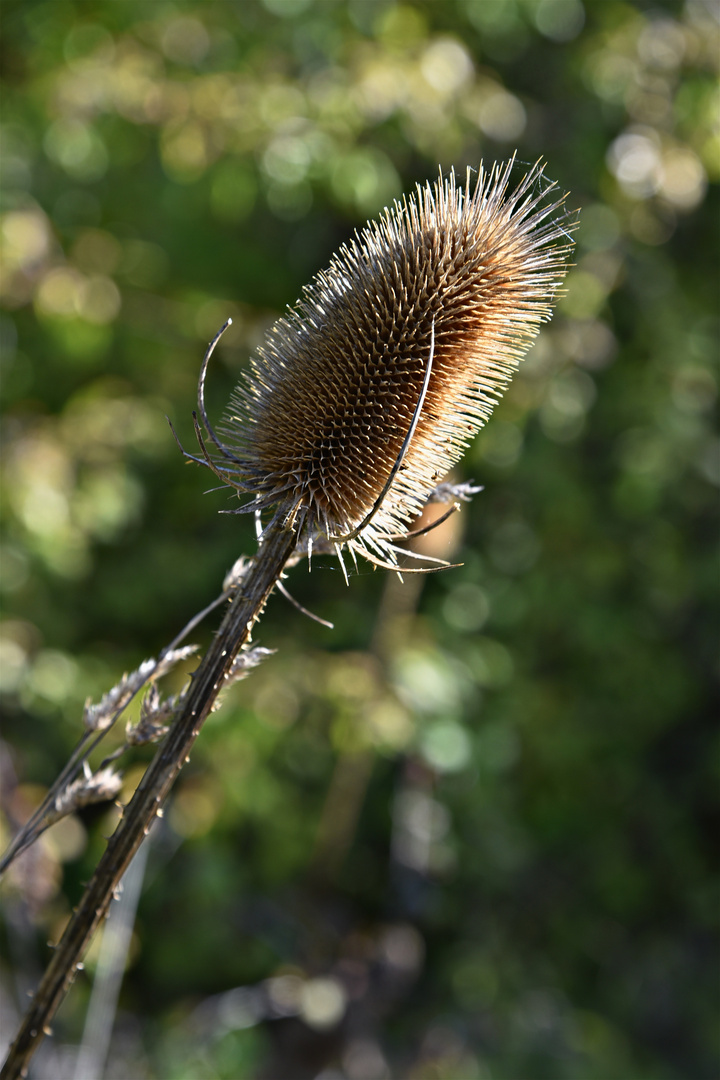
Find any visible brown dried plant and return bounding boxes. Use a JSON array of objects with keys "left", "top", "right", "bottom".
[
  {"left": 196, "top": 157, "right": 573, "bottom": 575},
  {"left": 1, "top": 158, "right": 574, "bottom": 1079}
]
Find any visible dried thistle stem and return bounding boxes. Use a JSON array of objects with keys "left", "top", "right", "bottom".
[
  {"left": 0, "top": 599, "right": 225, "bottom": 876},
  {"left": 3, "top": 157, "right": 574, "bottom": 1079},
  {"left": 1, "top": 516, "right": 298, "bottom": 1080}
]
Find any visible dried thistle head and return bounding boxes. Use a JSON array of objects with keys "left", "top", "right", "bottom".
[{"left": 204, "top": 159, "right": 575, "bottom": 571}]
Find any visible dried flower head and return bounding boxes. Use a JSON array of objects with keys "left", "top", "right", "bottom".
[
  {"left": 200, "top": 158, "right": 575, "bottom": 571},
  {"left": 45, "top": 766, "right": 123, "bottom": 828}
]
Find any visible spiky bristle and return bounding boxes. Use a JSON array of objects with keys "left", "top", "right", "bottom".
[{"left": 220, "top": 158, "right": 575, "bottom": 568}]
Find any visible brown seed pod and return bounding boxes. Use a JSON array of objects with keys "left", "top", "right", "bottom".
[{"left": 210, "top": 158, "right": 575, "bottom": 571}]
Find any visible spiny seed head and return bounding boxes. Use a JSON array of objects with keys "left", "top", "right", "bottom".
[{"left": 220, "top": 158, "right": 575, "bottom": 568}]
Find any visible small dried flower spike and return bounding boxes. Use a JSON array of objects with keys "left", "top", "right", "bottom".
[{"left": 220, "top": 158, "right": 575, "bottom": 569}]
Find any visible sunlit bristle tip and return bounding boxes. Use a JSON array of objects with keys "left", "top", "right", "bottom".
[{"left": 215, "top": 158, "right": 576, "bottom": 569}]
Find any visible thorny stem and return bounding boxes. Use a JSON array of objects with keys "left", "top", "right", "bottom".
[
  {"left": 0, "top": 733, "right": 96, "bottom": 874},
  {"left": 1, "top": 516, "right": 299, "bottom": 1080},
  {"left": 0, "top": 588, "right": 233, "bottom": 878}
]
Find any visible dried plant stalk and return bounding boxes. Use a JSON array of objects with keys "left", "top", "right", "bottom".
[
  {"left": 0, "top": 647, "right": 202, "bottom": 875},
  {"left": 2, "top": 518, "right": 297, "bottom": 1080},
  {"left": 1, "top": 159, "right": 574, "bottom": 1079}
]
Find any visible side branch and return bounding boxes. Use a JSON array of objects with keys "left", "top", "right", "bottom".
[{"left": 1, "top": 518, "right": 298, "bottom": 1080}]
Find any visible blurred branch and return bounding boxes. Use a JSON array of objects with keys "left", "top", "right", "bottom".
[{"left": 72, "top": 830, "right": 151, "bottom": 1080}]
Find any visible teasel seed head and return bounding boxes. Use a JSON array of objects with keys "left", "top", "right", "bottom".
[{"left": 213, "top": 158, "right": 575, "bottom": 571}]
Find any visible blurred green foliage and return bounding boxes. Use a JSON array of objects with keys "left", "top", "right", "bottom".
[{"left": 0, "top": 1, "right": 718, "bottom": 1078}]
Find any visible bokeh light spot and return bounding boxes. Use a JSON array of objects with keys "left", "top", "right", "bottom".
[
  {"left": 299, "top": 977, "right": 347, "bottom": 1031},
  {"left": 443, "top": 582, "right": 491, "bottom": 632},
  {"left": 607, "top": 131, "right": 662, "bottom": 198},
  {"left": 421, "top": 38, "right": 474, "bottom": 95},
  {"left": 2, "top": 209, "right": 51, "bottom": 271},
  {"left": 534, "top": 0, "right": 585, "bottom": 42},
  {"left": 160, "top": 17, "right": 210, "bottom": 67},
  {"left": 659, "top": 147, "right": 707, "bottom": 210},
  {"left": 44, "top": 119, "right": 108, "bottom": 181},
  {"left": 27, "top": 649, "right": 78, "bottom": 705},
  {"left": 421, "top": 719, "right": 472, "bottom": 773}
]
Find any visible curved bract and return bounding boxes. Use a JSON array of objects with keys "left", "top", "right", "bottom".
[{"left": 219, "top": 158, "right": 576, "bottom": 569}]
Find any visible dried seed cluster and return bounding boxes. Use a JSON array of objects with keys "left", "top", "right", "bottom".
[{"left": 221, "top": 159, "right": 575, "bottom": 568}]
